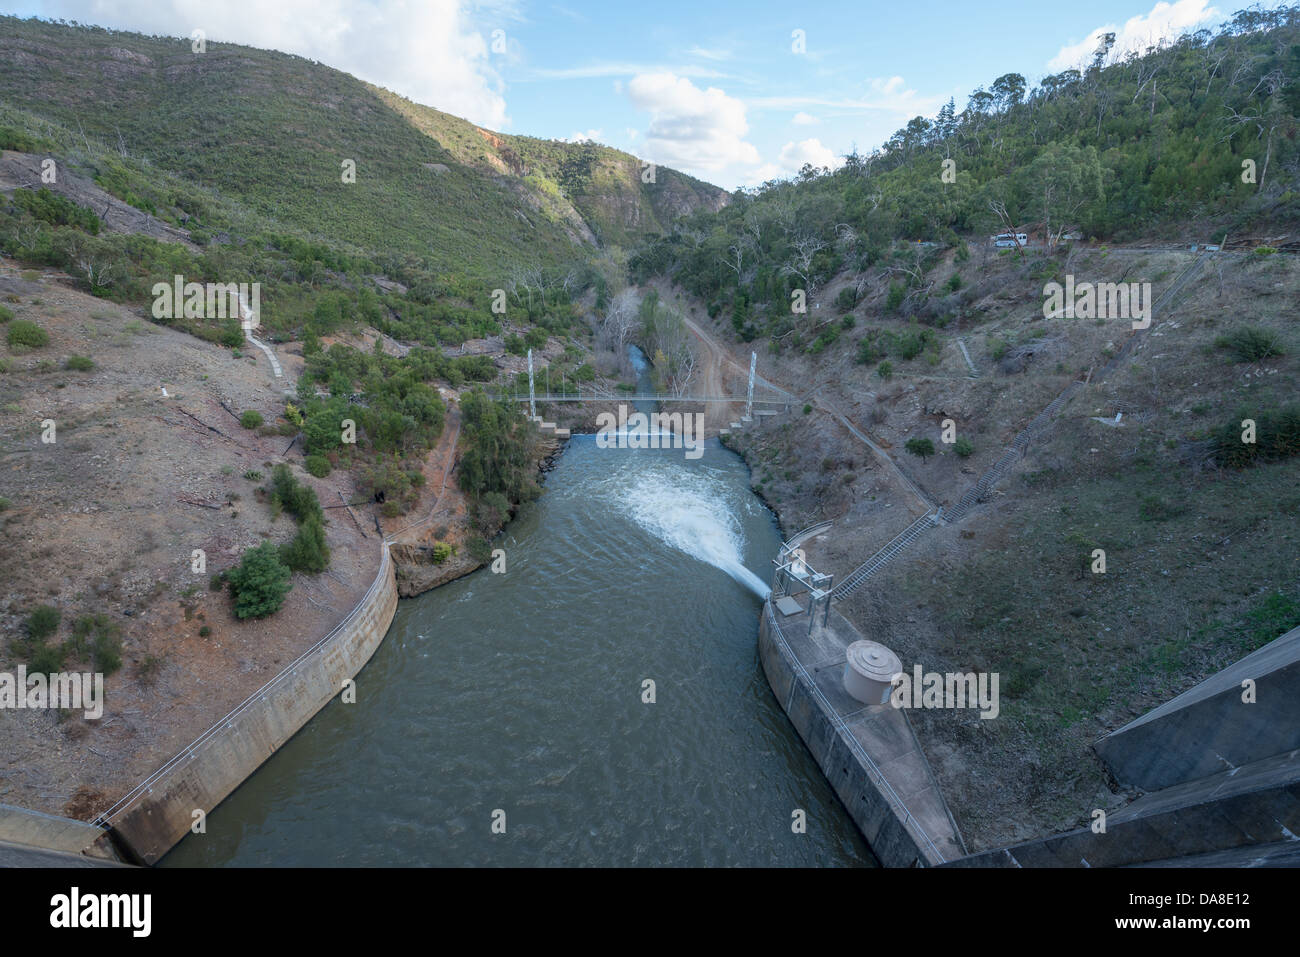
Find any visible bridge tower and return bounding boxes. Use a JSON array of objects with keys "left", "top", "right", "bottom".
[
  {"left": 527, "top": 348, "right": 536, "bottom": 418},
  {"left": 746, "top": 352, "right": 756, "bottom": 419}
]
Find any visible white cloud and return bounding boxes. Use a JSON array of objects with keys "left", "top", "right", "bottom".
[
  {"left": 42, "top": 0, "right": 514, "bottom": 128},
  {"left": 1047, "top": 0, "right": 1221, "bottom": 71},
  {"left": 752, "top": 75, "right": 942, "bottom": 117},
  {"left": 792, "top": 111, "right": 819, "bottom": 125},
  {"left": 777, "top": 138, "right": 842, "bottom": 172},
  {"left": 627, "top": 72, "right": 761, "bottom": 176},
  {"left": 564, "top": 129, "right": 603, "bottom": 143}
]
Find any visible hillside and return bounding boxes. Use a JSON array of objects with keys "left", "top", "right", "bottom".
[
  {"left": 0, "top": 16, "right": 727, "bottom": 272},
  {"left": 627, "top": 5, "right": 1300, "bottom": 851}
]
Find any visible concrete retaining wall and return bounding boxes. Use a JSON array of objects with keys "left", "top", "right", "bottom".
[
  {"left": 0, "top": 803, "right": 123, "bottom": 862},
  {"left": 758, "top": 603, "right": 934, "bottom": 867},
  {"left": 101, "top": 545, "right": 399, "bottom": 864}
]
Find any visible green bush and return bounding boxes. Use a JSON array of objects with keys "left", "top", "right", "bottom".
[
  {"left": 304, "top": 454, "right": 331, "bottom": 478},
  {"left": 65, "top": 355, "right": 95, "bottom": 371},
  {"left": 27, "top": 640, "right": 66, "bottom": 674},
  {"left": 954, "top": 437, "right": 974, "bottom": 458},
  {"left": 1215, "top": 327, "right": 1285, "bottom": 362},
  {"left": 280, "top": 514, "right": 330, "bottom": 573},
  {"left": 876, "top": 361, "right": 893, "bottom": 380},
  {"left": 466, "top": 535, "right": 493, "bottom": 564},
  {"left": 199, "top": 625, "right": 212, "bottom": 637},
  {"left": 7, "top": 319, "right": 49, "bottom": 348},
  {"left": 220, "top": 321, "right": 245, "bottom": 347},
  {"left": 431, "top": 541, "right": 454, "bottom": 563},
  {"left": 905, "top": 437, "right": 935, "bottom": 460},
  {"left": 803, "top": 403, "right": 812, "bottom": 415},
  {"left": 25, "top": 605, "right": 61, "bottom": 641},
  {"left": 227, "top": 542, "right": 293, "bottom": 619},
  {"left": 240, "top": 410, "right": 264, "bottom": 429},
  {"left": 0, "top": 305, "right": 13, "bottom": 322},
  {"left": 268, "top": 464, "right": 323, "bottom": 523},
  {"left": 1212, "top": 405, "right": 1300, "bottom": 469}
]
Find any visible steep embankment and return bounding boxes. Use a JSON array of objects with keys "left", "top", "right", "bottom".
[
  {"left": 0, "top": 263, "right": 381, "bottom": 820},
  {"left": 682, "top": 244, "right": 1300, "bottom": 851}
]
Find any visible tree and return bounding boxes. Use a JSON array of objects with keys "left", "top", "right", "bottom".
[
  {"left": 227, "top": 542, "right": 293, "bottom": 619},
  {"left": 905, "top": 437, "right": 935, "bottom": 460},
  {"left": 991, "top": 73, "right": 1027, "bottom": 111}
]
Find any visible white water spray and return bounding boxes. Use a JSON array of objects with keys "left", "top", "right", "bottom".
[{"left": 622, "top": 471, "right": 771, "bottom": 600}]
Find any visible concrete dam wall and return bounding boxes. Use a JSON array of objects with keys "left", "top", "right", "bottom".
[{"left": 99, "top": 544, "right": 399, "bottom": 864}]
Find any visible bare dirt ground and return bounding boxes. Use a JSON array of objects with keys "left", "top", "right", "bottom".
[{"left": 0, "top": 261, "right": 380, "bottom": 820}]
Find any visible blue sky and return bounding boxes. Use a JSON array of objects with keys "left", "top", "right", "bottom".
[{"left": 2, "top": 0, "right": 1273, "bottom": 188}]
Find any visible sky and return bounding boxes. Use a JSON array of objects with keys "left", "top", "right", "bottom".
[{"left": 1, "top": 0, "right": 1282, "bottom": 189}]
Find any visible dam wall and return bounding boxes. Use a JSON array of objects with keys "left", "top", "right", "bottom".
[
  {"left": 758, "top": 598, "right": 965, "bottom": 867},
  {"left": 1095, "top": 626, "right": 1300, "bottom": 790},
  {"left": 98, "top": 544, "right": 399, "bottom": 864},
  {"left": 0, "top": 802, "right": 124, "bottom": 862}
]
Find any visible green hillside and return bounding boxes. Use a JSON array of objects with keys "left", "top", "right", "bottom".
[
  {"left": 0, "top": 15, "right": 727, "bottom": 273},
  {"left": 631, "top": 5, "right": 1299, "bottom": 340}
]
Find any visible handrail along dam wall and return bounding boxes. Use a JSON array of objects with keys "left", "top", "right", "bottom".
[{"left": 96, "top": 544, "right": 399, "bottom": 864}]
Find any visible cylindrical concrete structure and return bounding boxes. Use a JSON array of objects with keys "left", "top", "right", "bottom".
[{"left": 844, "top": 641, "right": 902, "bottom": 706}]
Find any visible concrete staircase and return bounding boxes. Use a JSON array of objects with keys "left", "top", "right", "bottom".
[{"left": 528, "top": 414, "right": 570, "bottom": 439}]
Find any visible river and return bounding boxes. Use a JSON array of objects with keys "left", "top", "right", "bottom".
[{"left": 162, "top": 359, "right": 871, "bottom": 866}]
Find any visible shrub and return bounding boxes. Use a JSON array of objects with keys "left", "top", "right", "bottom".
[
  {"left": 954, "top": 437, "right": 974, "bottom": 458},
  {"left": 227, "top": 542, "right": 293, "bottom": 619},
  {"left": 0, "top": 305, "right": 13, "bottom": 322},
  {"left": 280, "top": 514, "right": 330, "bottom": 574},
  {"left": 1215, "top": 327, "right": 1285, "bottom": 362},
  {"left": 466, "top": 535, "right": 493, "bottom": 564},
  {"left": 26, "top": 605, "right": 61, "bottom": 641},
  {"left": 1212, "top": 404, "right": 1300, "bottom": 468},
  {"left": 65, "top": 355, "right": 94, "bottom": 371},
  {"left": 209, "top": 573, "right": 225, "bottom": 592},
  {"left": 876, "top": 361, "right": 894, "bottom": 380},
  {"left": 905, "top": 437, "right": 935, "bottom": 460},
  {"left": 304, "top": 454, "right": 331, "bottom": 478},
  {"left": 803, "top": 403, "right": 813, "bottom": 415},
  {"left": 244, "top": 470, "right": 263, "bottom": 481},
  {"left": 27, "top": 640, "right": 66, "bottom": 674},
  {"left": 220, "top": 321, "right": 245, "bottom": 347},
  {"left": 431, "top": 541, "right": 454, "bottom": 563},
  {"left": 268, "top": 464, "right": 323, "bottom": 523},
  {"left": 885, "top": 282, "right": 905, "bottom": 313},
  {"left": 7, "top": 319, "right": 49, "bottom": 348},
  {"left": 199, "top": 625, "right": 212, "bottom": 637},
  {"left": 0, "top": 496, "right": 10, "bottom": 510},
  {"left": 240, "top": 410, "right": 264, "bottom": 429}
]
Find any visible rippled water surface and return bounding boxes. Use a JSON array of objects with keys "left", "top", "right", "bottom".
[{"left": 163, "top": 436, "right": 873, "bottom": 867}]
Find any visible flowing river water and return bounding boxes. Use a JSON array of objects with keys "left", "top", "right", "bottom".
[{"left": 163, "top": 354, "right": 872, "bottom": 867}]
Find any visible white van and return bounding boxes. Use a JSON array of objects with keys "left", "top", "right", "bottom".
[{"left": 993, "top": 233, "right": 1028, "bottom": 248}]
